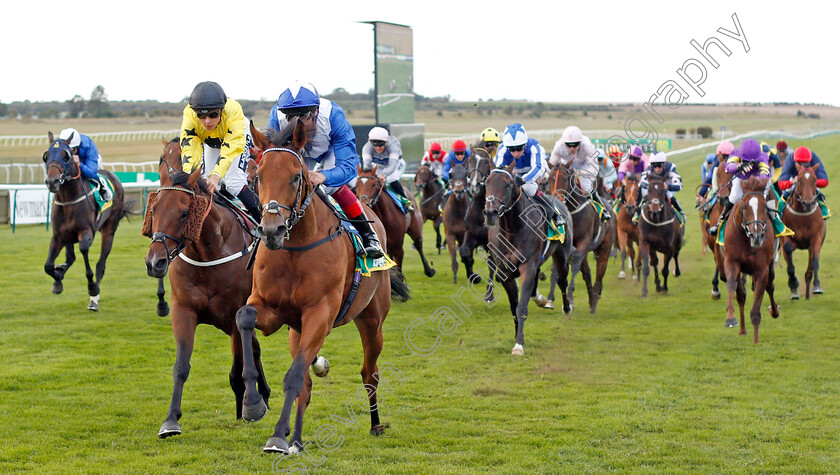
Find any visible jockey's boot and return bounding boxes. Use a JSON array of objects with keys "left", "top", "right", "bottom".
[
  {"left": 351, "top": 210, "right": 385, "bottom": 259},
  {"left": 98, "top": 176, "right": 113, "bottom": 201},
  {"left": 438, "top": 189, "right": 451, "bottom": 213},
  {"left": 670, "top": 196, "right": 686, "bottom": 224},
  {"left": 237, "top": 185, "right": 262, "bottom": 224},
  {"left": 390, "top": 180, "right": 414, "bottom": 212},
  {"left": 592, "top": 192, "right": 611, "bottom": 221},
  {"left": 535, "top": 190, "right": 565, "bottom": 228},
  {"left": 708, "top": 200, "right": 734, "bottom": 236}
]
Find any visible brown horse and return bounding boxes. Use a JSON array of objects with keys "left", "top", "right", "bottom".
[
  {"left": 637, "top": 175, "right": 683, "bottom": 298},
  {"left": 615, "top": 174, "right": 641, "bottom": 280},
  {"left": 781, "top": 163, "right": 826, "bottom": 299},
  {"left": 442, "top": 164, "right": 473, "bottom": 283},
  {"left": 413, "top": 164, "right": 445, "bottom": 252},
  {"left": 548, "top": 165, "right": 615, "bottom": 313},
  {"left": 43, "top": 132, "right": 128, "bottom": 311},
  {"left": 700, "top": 163, "right": 734, "bottom": 299},
  {"left": 143, "top": 163, "right": 268, "bottom": 438},
  {"left": 356, "top": 165, "right": 436, "bottom": 277},
  {"left": 721, "top": 177, "right": 780, "bottom": 342},
  {"left": 459, "top": 148, "right": 494, "bottom": 289},
  {"left": 236, "top": 120, "right": 409, "bottom": 454}
]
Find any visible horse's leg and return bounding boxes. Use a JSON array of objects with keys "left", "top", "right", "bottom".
[
  {"left": 811, "top": 235, "right": 824, "bottom": 295},
  {"left": 546, "top": 266, "right": 557, "bottom": 310},
  {"left": 736, "top": 274, "right": 748, "bottom": 336},
  {"left": 446, "top": 232, "right": 459, "bottom": 284},
  {"left": 87, "top": 229, "right": 116, "bottom": 311},
  {"left": 512, "top": 261, "right": 539, "bottom": 355},
  {"left": 44, "top": 236, "right": 66, "bottom": 294},
  {"left": 782, "top": 239, "right": 799, "bottom": 299},
  {"left": 236, "top": 303, "right": 270, "bottom": 424},
  {"left": 159, "top": 305, "right": 197, "bottom": 438},
  {"left": 77, "top": 228, "right": 98, "bottom": 310},
  {"left": 767, "top": 262, "right": 780, "bottom": 319},
  {"left": 568, "top": 249, "right": 584, "bottom": 311},
  {"left": 229, "top": 330, "right": 246, "bottom": 420},
  {"left": 554, "top": 250, "right": 572, "bottom": 314},
  {"left": 286, "top": 328, "right": 313, "bottom": 452},
  {"left": 409, "top": 213, "right": 436, "bottom": 277},
  {"left": 591, "top": 246, "right": 610, "bottom": 313},
  {"left": 750, "top": 269, "right": 769, "bottom": 343},
  {"left": 157, "top": 277, "right": 170, "bottom": 317},
  {"left": 434, "top": 216, "right": 443, "bottom": 253},
  {"left": 579, "top": 254, "right": 596, "bottom": 314},
  {"left": 354, "top": 312, "right": 387, "bottom": 434},
  {"left": 652, "top": 250, "right": 663, "bottom": 293},
  {"left": 632, "top": 239, "right": 642, "bottom": 281},
  {"left": 640, "top": 240, "right": 650, "bottom": 298},
  {"left": 723, "top": 260, "right": 740, "bottom": 328},
  {"left": 617, "top": 229, "right": 628, "bottom": 279},
  {"left": 660, "top": 252, "right": 672, "bottom": 294},
  {"left": 711, "top": 266, "right": 721, "bottom": 300}
]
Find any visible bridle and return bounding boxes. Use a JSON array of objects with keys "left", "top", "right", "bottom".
[
  {"left": 485, "top": 169, "right": 520, "bottom": 217},
  {"left": 640, "top": 181, "right": 676, "bottom": 226},
  {"left": 44, "top": 142, "right": 91, "bottom": 206},
  {"left": 790, "top": 167, "right": 819, "bottom": 214},
  {"left": 357, "top": 173, "right": 384, "bottom": 207},
  {"left": 148, "top": 186, "right": 211, "bottom": 263},
  {"left": 738, "top": 190, "right": 768, "bottom": 246},
  {"left": 260, "top": 147, "right": 318, "bottom": 233}
]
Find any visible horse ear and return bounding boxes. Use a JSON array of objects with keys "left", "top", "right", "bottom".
[
  {"left": 48, "top": 131, "right": 54, "bottom": 143},
  {"left": 187, "top": 168, "right": 201, "bottom": 187},
  {"left": 160, "top": 163, "right": 172, "bottom": 186},
  {"left": 161, "top": 138, "right": 169, "bottom": 146},
  {"left": 371, "top": 164, "right": 378, "bottom": 174},
  {"left": 812, "top": 162, "right": 821, "bottom": 171},
  {"left": 292, "top": 118, "right": 307, "bottom": 151},
  {"left": 250, "top": 120, "right": 270, "bottom": 149},
  {"left": 505, "top": 163, "right": 515, "bottom": 174}
]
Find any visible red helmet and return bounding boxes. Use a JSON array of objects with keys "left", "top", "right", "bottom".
[
  {"left": 776, "top": 140, "right": 788, "bottom": 152},
  {"left": 607, "top": 145, "right": 622, "bottom": 158},
  {"left": 430, "top": 142, "right": 442, "bottom": 152},
  {"left": 793, "top": 146, "right": 812, "bottom": 163},
  {"left": 452, "top": 139, "right": 467, "bottom": 152}
]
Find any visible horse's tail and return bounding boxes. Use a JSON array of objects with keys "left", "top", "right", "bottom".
[{"left": 389, "top": 266, "right": 411, "bottom": 302}]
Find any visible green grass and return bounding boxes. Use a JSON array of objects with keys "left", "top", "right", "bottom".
[{"left": 1, "top": 135, "right": 839, "bottom": 473}]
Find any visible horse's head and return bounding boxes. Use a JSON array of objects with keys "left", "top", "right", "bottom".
[
  {"left": 450, "top": 164, "right": 468, "bottom": 199},
  {"left": 143, "top": 168, "right": 211, "bottom": 277},
  {"left": 469, "top": 148, "right": 492, "bottom": 190},
  {"left": 159, "top": 137, "right": 183, "bottom": 176},
  {"left": 623, "top": 174, "right": 641, "bottom": 215},
  {"left": 484, "top": 166, "right": 517, "bottom": 226},
  {"left": 738, "top": 177, "right": 770, "bottom": 249},
  {"left": 794, "top": 162, "right": 820, "bottom": 209},
  {"left": 645, "top": 175, "right": 669, "bottom": 220},
  {"left": 716, "top": 163, "right": 733, "bottom": 200},
  {"left": 414, "top": 165, "right": 431, "bottom": 191},
  {"left": 250, "top": 119, "right": 310, "bottom": 250},
  {"left": 356, "top": 164, "right": 383, "bottom": 208},
  {"left": 43, "top": 131, "right": 79, "bottom": 192}
]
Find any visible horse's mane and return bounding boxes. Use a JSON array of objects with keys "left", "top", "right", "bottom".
[
  {"left": 625, "top": 172, "right": 639, "bottom": 183},
  {"left": 170, "top": 170, "right": 209, "bottom": 194},
  {"left": 265, "top": 117, "right": 301, "bottom": 149},
  {"left": 741, "top": 176, "right": 766, "bottom": 193}
]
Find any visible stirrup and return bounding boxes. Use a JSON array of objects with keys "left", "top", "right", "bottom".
[{"left": 360, "top": 233, "right": 384, "bottom": 259}]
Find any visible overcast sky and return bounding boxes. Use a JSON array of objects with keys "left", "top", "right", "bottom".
[{"left": 3, "top": 0, "right": 838, "bottom": 106}]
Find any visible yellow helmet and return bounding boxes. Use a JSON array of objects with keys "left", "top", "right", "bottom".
[{"left": 480, "top": 127, "right": 501, "bottom": 143}]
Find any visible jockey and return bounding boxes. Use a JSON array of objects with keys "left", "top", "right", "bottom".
[
  {"left": 266, "top": 81, "right": 383, "bottom": 258},
  {"left": 778, "top": 146, "right": 830, "bottom": 219},
  {"left": 476, "top": 127, "right": 501, "bottom": 157},
  {"left": 420, "top": 142, "right": 446, "bottom": 177},
  {"left": 639, "top": 152, "right": 685, "bottom": 223},
  {"left": 57, "top": 128, "right": 112, "bottom": 202},
  {"left": 776, "top": 140, "right": 794, "bottom": 163},
  {"left": 697, "top": 140, "right": 734, "bottom": 201},
  {"left": 616, "top": 145, "right": 649, "bottom": 184},
  {"left": 550, "top": 125, "right": 610, "bottom": 221},
  {"left": 761, "top": 141, "right": 783, "bottom": 192},
  {"left": 596, "top": 148, "right": 618, "bottom": 197},
  {"left": 708, "top": 138, "right": 783, "bottom": 236},
  {"left": 361, "top": 127, "right": 413, "bottom": 212},
  {"left": 496, "top": 123, "right": 564, "bottom": 227},
  {"left": 439, "top": 139, "right": 472, "bottom": 211},
  {"left": 180, "top": 81, "right": 262, "bottom": 223},
  {"left": 607, "top": 144, "right": 623, "bottom": 169},
  {"left": 701, "top": 153, "right": 716, "bottom": 184}
]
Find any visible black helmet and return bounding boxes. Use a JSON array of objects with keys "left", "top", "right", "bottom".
[{"left": 189, "top": 81, "right": 227, "bottom": 112}]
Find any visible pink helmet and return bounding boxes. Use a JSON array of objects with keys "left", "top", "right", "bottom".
[{"left": 716, "top": 141, "right": 734, "bottom": 155}]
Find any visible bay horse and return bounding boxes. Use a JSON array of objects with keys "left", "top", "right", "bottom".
[
  {"left": 721, "top": 177, "right": 780, "bottom": 342},
  {"left": 413, "top": 164, "right": 445, "bottom": 252},
  {"left": 548, "top": 165, "right": 615, "bottom": 313},
  {"left": 236, "top": 119, "right": 409, "bottom": 454},
  {"left": 700, "top": 163, "right": 735, "bottom": 300},
  {"left": 615, "top": 174, "right": 642, "bottom": 281},
  {"left": 459, "top": 147, "right": 494, "bottom": 288},
  {"left": 781, "top": 163, "right": 826, "bottom": 299},
  {"left": 143, "top": 163, "right": 268, "bottom": 438},
  {"left": 484, "top": 166, "right": 573, "bottom": 355},
  {"left": 442, "top": 164, "right": 474, "bottom": 283},
  {"left": 43, "top": 131, "right": 128, "bottom": 311},
  {"left": 356, "top": 165, "right": 436, "bottom": 277},
  {"left": 637, "top": 175, "right": 683, "bottom": 298}
]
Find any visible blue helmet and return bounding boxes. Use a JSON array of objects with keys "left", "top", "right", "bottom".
[
  {"left": 277, "top": 81, "right": 320, "bottom": 111},
  {"left": 705, "top": 153, "right": 716, "bottom": 163}
]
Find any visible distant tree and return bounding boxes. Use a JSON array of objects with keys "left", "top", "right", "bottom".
[
  {"left": 88, "top": 85, "right": 113, "bottom": 117},
  {"left": 68, "top": 95, "right": 86, "bottom": 118},
  {"left": 503, "top": 105, "right": 513, "bottom": 116},
  {"left": 697, "top": 126, "right": 713, "bottom": 138},
  {"left": 0, "top": 100, "right": 6, "bottom": 117},
  {"left": 676, "top": 128, "right": 686, "bottom": 138}
]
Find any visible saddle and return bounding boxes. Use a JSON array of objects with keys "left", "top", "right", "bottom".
[{"left": 215, "top": 189, "right": 259, "bottom": 237}]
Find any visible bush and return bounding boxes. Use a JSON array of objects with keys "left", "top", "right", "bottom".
[
  {"left": 676, "top": 128, "right": 686, "bottom": 138},
  {"left": 697, "top": 126, "right": 713, "bottom": 138}
]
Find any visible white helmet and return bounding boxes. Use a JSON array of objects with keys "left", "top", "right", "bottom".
[
  {"left": 59, "top": 128, "right": 81, "bottom": 148},
  {"left": 502, "top": 123, "right": 528, "bottom": 147},
  {"left": 561, "top": 125, "right": 583, "bottom": 145},
  {"left": 368, "top": 127, "right": 389, "bottom": 142},
  {"left": 650, "top": 151, "right": 667, "bottom": 163}
]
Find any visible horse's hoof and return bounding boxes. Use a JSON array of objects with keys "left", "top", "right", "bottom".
[
  {"left": 263, "top": 437, "right": 290, "bottom": 454},
  {"left": 544, "top": 300, "right": 554, "bottom": 310},
  {"left": 157, "top": 302, "right": 170, "bottom": 317},
  {"left": 511, "top": 344, "right": 525, "bottom": 356},
  {"left": 243, "top": 399, "right": 268, "bottom": 422},
  {"left": 618, "top": 271, "right": 626, "bottom": 280},
  {"left": 469, "top": 274, "right": 482, "bottom": 284},
  {"left": 814, "top": 287, "right": 824, "bottom": 294},
  {"left": 52, "top": 281, "right": 63, "bottom": 294},
  {"left": 538, "top": 272, "right": 546, "bottom": 281},
  {"left": 311, "top": 356, "right": 330, "bottom": 378},
  {"left": 631, "top": 274, "right": 638, "bottom": 280},
  {"left": 725, "top": 317, "right": 738, "bottom": 328},
  {"left": 711, "top": 290, "right": 721, "bottom": 300},
  {"left": 790, "top": 293, "right": 800, "bottom": 300},
  {"left": 563, "top": 304, "right": 572, "bottom": 314},
  {"left": 657, "top": 288, "right": 668, "bottom": 295},
  {"left": 532, "top": 294, "right": 547, "bottom": 308},
  {"left": 674, "top": 269, "right": 681, "bottom": 277},
  {"left": 158, "top": 421, "right": 182, "bottom": 438},
  {"left": 87, "top": 300, "right": 99, "bottom": 312},
  {"left": 370, "top": 424, "right": 386, "bottom": 436},
  {"left": 425, "top": 268, "right": 436, "bottom": 277}
]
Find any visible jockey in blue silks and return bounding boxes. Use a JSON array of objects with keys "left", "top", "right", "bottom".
[
  {"left": 267, "top": 81, "right": 383, "bottom": 258},
  {"left": 58, "top": 128, "right": 112, "bottom": 202}
]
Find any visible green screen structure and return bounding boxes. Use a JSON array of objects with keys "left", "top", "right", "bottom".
[{"left": 369, "top": 22, "right": 415, "bottom": 124}]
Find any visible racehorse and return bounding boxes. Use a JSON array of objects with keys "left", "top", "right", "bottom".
[
  {"left": 413, "top": 164, "right": 445, "bottom": 252},
  {"left": 721, "top": 177, "right": 780, "bottom": 342},
  {"left": 143, "top": 162, "right": 267, "bottom": 438},
  {"left": 356, "top": 166, "right": 436, "bottom": 277},
  {"left": 637, "top": 175, "right": 683, "bottom": 298},
  {"left": 615, "top": 174, "right": 642, "bottom": 281},
  {"left": 700, "top": 163, "right": 734, "bottom": 299},
  {"left": 781, "top": 163, "right": 826, "bottom": 299},
  {"left": 548, "top": 165, "right": 615, "bottom": 313},
  {"left": 442, "top": 164, "right": 474, "bottom": 283},
  {"left": 460, "top": 148, "right": 494, "bottom": 289},
  {"left": 235, "top": 119, "right": 408, "bottom": 453},
  {"left": 484, "top": 166, "right": 573, "bottom": 355},
  {"left": 43, "top": 131, "right": 128, "bottom": 311}
]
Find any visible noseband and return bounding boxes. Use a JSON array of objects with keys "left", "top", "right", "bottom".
[
  {"left": 485, "top": 169, "right": 518, "bottom": 217},
  {"left": 739, "top": 191, "right": 768, "bottom": 243},
  {"left": 357, "top": 174, "right": 384, "bottom": 206},
  {"left": 260, "top": 147, "right": 317, "bottom": 233},
  {"left": 148, "top": 186, "right": 207, "bottom": 263}
]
